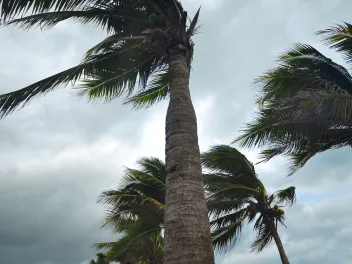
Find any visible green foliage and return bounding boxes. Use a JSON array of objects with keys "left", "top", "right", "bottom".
[
  {"left": 202, "top": 145, "right": 296, "bottom": 253},
  {"left": 236, "top": 23, "right": 352, "bottom": 175},
  {"left": 96, "top": 157, "right": 166, "bottom": 263},
  {"left": 0, "top": 0, "right": 202, "bottom": 117}
]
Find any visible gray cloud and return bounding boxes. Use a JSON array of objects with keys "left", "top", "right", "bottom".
[{"left": 0, "top": 0, "right": 351, "bottom": 263}]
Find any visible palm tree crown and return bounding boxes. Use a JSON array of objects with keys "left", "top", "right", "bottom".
[
  {"left": 235, "top": 22, "right": 352, "bottom": 175},
  {"left": 0, "top": 0, "right": 200, "bottom": 116},
  {"left": 96, "top": 157, "right": 165, "bottom": 264},
  {"left": 201, "top": 145, "right": 295, "bottom": 262}
]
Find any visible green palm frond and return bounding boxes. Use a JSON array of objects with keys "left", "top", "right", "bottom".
[
  {"left": 0, "top": 48, "right": 127, "bottom": 117},
  {"left": 210, "top": 208, "right": 247, "bottom": 229},
  {"left": 273, "top": 186, "right": 296, "bottom": 206},
  {"left": 124, "top": 70, "right": 170, "bottom": 109},
  {"left": 0, "top": 0, "right": 184, "bottom": 24},
  {"left": 317, "top": 22, "right": 352, "bottom": 63},
  {"left": 257, "top": 44, "right": 352, "bottom": 106},
  {"left": 277, "top": 89, "right": 352, "bottom": 125},
  {"left": 211, "top": 214, "right": 246, "bottom": 253},
  {"left": 0, "top": 0, "right": 91, "bottom": 20},
  {"left": 98, "top": 156, "right": 165, "bottom": 232},
  {"left": 96, "top": 228, "right": 163, "bottom": 263},
  {"left": 207, "top": 199, "right": 248, "bottom": 217},
  {"left": 76, "top": 43, "right": 168, "bottom": 103},
  {"left": 201, "top": 145, "right": 259, "bottom": 189},
  {"left": 5, "top": 6, "right": 148, "bottom": 33},
  {"left": 250, "top": 220, "right": 272, "bottom": 253}
]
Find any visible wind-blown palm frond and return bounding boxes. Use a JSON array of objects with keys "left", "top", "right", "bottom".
[
  {"left": 250, "top": 220, "right": 272, "bottom": 253},
  {"left": 236, "top": 40, "right": 352, "bottom": 175},
  {"left": 0, "top": 48, "right": 130, "bottom": 117},
  {"left": 124, "top": 70, "right": 170, "bottom": 109},
  {"left": 5, "top": 7, "right": 148, "bottom": 33},
  {"left": 317, "top": 22, "right": 352, "bottom": 63},
  {"left": 203, "top": 145, "right": 296, "bottom": 260},
  {"left": 201, "top": 145, "right": 258, "bottom": 188},
  {"left": 98, "top": 157, "right": 165, "bottom": 230},
  {"left": 273, "top": 187, "right": 296, "bottom": 206},
  {"left": 96, "top": 156, "right": 166, "bottom": 263}
]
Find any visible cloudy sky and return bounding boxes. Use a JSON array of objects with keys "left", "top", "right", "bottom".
[{"left": 0, "top": 0, "right": 352, "bottom": 263}]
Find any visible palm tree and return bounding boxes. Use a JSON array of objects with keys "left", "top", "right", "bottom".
[
  {"left": 235, "top": 22, "right": 352, "bottom": 175},
  {"left": 201, "top": 145, "right": 296, "bottom": 264},
  {"left": 0, "top": 1, "right": 214, "bottom": 262},
  {"left": 96, "top": 157, "right": 165, "bottom": 264}
]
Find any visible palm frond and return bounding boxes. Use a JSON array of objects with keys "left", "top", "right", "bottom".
[
  {"left": 0, "top": 48, "right": 128, "bottom": 117},
  {"left": 210, "top": 208, "right": 248, "bottom": 229},
  {"left": 317, "top": 22, "right": 352, "bottom": 63},
  {"left": 0, "top": 0, "right": 92, "bottom": 20},
  {"left": 257, "top": 44, "right": 352, "bottom": 106},
  {"left": 274, "top": 186, "right": 296, "bottom": 206},
  {"left": 76, "top": 47, "right": 168, "bottom": 103},
  {"left": 98, "top": 156, "right": 165, "bottom": 232},
  {"left": 211, "top": 214, "right": 246, "bottom": 253},
  {"left": 123, "top": 70, "right": 170, "bottom": 109},
  {"left": 201, "top": 145, "right": 259, "bottom": 189},
  {"left": 5, "top": 7, "right": 149, "bottom": 33},
  {"left": 250, "top": 220, "right": 272, "bottom": 253}
]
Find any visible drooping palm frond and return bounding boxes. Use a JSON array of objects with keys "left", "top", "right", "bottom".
[
  {"left": 211, "top": 215, "right": 246, "bottom": 253},
  {"left": 250, "top": 220, "right": 272, "bottom": 253},
  {"left": 123, "top": 70, "right": 170, "bottom": 109},
  {"left": 5, "top": 6, "right": 149, "bottom": 33},
  {"left": 317, "top": 22, "right": 352, "bottom": 63},
  {"left": 0, "top": 47, "right": 133, "bottom": 117},
  {"left": 273, "top": 186, "right": 296, "bottom": 206},
  {"left": 0, "top": 0, "right": 184, "bottom": 25},
  {"left": 96, "top": 228, "right": 164, "bottom": 263}
]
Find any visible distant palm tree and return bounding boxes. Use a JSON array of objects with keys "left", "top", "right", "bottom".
[
  {"left": 96, "top": 157, "right": 165, "bottom": 264},
  {"left": 201, "top": 145, "right": 296, "bottom": 264},
  {"left": 236, "top": 23, "right": 352, "bottom": 175},
  {"left": 0, "top": 1, "right": 214, "bottom": 262}
]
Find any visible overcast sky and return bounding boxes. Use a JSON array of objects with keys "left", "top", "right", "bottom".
[{"left": 0, "top": 0, "right": 352, "bottom": 263}]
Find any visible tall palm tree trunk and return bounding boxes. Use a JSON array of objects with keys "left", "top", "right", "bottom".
[
  {"left": 269, "top": 221, "right": 290, "bottom": 264},
  {"left": 164, "top": 50, "right": 215, "bottom": 264}
]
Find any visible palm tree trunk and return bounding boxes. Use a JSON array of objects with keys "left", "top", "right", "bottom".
[
  {"left": 164, "top": 50, "right": 215, "bottom": 264},
  {"left": 269, "top": 222, "right": 290, "bottom": 264}
]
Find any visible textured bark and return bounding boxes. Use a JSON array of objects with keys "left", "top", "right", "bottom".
[
  {"left": 270, "top": 223, "right": 290, "bottom": 264},
  {"left": 164, "top": 50, "right": 215, "bottom": 264}
]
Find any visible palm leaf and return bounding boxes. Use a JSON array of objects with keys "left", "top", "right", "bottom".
[
  {"left": 211, "top": 213, "right": 246, "bottom": 253},
  {"left": 274, "top": 186, "right": 296, "bottom": 206},
  {"left": 250, "top": 220, "right": 272, "bottom": 253},
  {"left": 0, "top": 48, "right": 126, "bottom": 117},
  {"left": 201, "top": 145, "right": 258, "bottom": 188},
  {"left": 5, "top": 7, "right": 149, "bottom": 33},
  {"left": 317, "top": 22, "right": 352, "bottom": 63},
  {"left": 124, "top": 70, "right": 170, "bottom": 109}
]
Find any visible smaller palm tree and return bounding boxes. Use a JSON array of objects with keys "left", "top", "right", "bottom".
[
  {"left": 201, "top": 145, "right": 296, "bottom": 264},
  {"left": 95, "top": 157, "right": 166, "bottom": 264}
]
